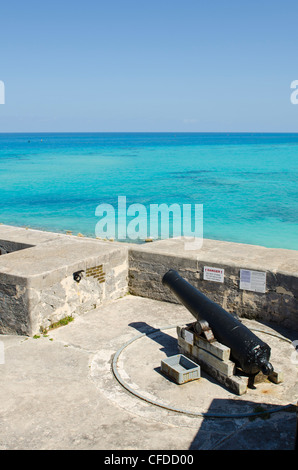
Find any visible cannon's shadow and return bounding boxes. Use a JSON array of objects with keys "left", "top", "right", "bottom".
[
  {"left": 128, "top": 321, "right": 182, "bottom": 384},
  {"left": 128, "top": 321, "right": 178, "bottom": 357},
  {"left": 128, "top": 321, "right": 225, "bottom": 386}
]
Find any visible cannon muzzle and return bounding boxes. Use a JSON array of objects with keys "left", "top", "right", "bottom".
[{"left": 162, "top": 269, "right": 273, "bottom": 376}]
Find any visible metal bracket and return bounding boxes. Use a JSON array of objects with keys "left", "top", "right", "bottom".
[{"left": 193, "top": 319, "right": 215, "bottom": 343}]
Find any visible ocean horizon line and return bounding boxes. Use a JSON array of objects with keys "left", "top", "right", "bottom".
[{"left": 1, "top": 131, "right": 298, "bottom": 135}]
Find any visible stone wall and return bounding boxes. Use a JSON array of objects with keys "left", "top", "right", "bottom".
[
  {"left": 27, "top": 253, "right": 128, "bottom": 336},
  {"left": 0, "top": 282, "right": 30, "bottom": 335},
  {"left": 0, "top": 229, "right": 128, "bottom": 336},
  {"left": 0, "top": 225, "right": 297, "bottom": 335},
  {"left": 128, "top": 238, "right": 298, "bottom": 330}
]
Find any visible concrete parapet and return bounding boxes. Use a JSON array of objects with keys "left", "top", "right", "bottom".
[
  {"left": 0, "top": 226, "right": 297, "bottom": 335},
  {"left": 0, "top": 226, "right": 128, "bottom": 335},
  {"left": 128, "top": 237, "right": 298, "bottom": 330}
]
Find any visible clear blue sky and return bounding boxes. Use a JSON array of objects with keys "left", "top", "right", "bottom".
[{"left": 0, "top": 0, "right": 298, "bottom": 132}]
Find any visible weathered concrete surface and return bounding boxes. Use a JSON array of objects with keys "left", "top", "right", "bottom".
[
  {"left": 0, "top": 295, "right": 297, "bottom": 450},
  {"left": 129, "top": 237, "right": 298, "bottom": 329},
  {"left": 0, "top": 224, "right": 65, "bottom": 253}
]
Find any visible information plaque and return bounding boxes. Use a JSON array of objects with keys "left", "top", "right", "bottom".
[{"left": 240, "top": 269, "right": 266, "bottom": 293}]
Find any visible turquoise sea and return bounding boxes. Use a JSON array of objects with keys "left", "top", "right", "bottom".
[{"left": 0, "top": 133, "right": 297, "bottom": 250}]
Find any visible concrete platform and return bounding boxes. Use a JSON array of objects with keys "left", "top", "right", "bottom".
[{"left": 0, "top": 295, "right": 297, "bottom": 450}]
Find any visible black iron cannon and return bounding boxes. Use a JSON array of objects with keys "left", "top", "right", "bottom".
[{"left": 162, "top": 269, "right": 274, "bottom": 376}]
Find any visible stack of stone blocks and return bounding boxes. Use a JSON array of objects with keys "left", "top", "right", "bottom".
[{"left": 177, "top": 322, "right": 283, "bottom": 395}]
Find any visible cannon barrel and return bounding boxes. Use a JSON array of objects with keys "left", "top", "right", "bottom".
[{"left": 162, "top": 269, "right": 273, "bottom": 376}]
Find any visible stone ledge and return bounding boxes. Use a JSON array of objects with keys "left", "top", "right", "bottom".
[
  {"left": 0, "top": 237, "right": 128, "bottom": 288},
  {"left": 129, "top": 237, "right": 298, "bottom": 275},
  {"left": 128, "top": 237, "right": 298, "bottom": 330}
]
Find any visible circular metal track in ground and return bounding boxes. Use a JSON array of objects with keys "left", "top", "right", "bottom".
[{"left": 112, "top": 325, "right": 296, "bottom": 419}]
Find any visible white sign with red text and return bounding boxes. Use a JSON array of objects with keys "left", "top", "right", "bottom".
[{"left": 203, "top": 266, "right": 224, "bottom": 283}]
